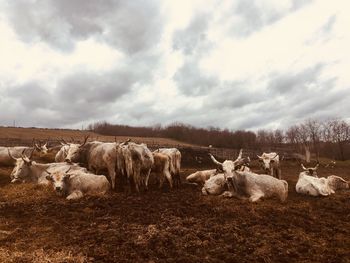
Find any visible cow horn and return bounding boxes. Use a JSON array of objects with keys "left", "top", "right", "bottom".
[
  {"left": 7, "top": 148, "right": 16, "bottom": 160},
  {"left": 60, "top": 138, "right": 68, "bottom": 145},
  {"left": 79, "top": 135, "right": 89, "bottom": 147},
  {"left": 301, "top": 164, "right": 307, "bottom": 170},
  {"left": 257, "top": 155, "right": 262, "bottom": 159},
  {"left": 234, "top": 149, "right": 243, "bottom": 162},
  {"left": 209, "top": 153, "right": 223, "bottom": 170},
  {"left": 314, "top": 163, "right": 319, "bottom": 170}
]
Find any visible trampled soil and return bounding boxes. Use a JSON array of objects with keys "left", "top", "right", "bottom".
[{"left": 0, "top": 161, "right": 349, "bottom": 263}]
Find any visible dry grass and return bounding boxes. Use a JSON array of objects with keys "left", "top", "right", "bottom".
[{"left": 0, "top": 127, "right": 195, "bottom": 147}]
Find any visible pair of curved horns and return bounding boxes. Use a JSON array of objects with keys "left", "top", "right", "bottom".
[{"left": 301, "top": 163, "right": 319, "bottom": 170}]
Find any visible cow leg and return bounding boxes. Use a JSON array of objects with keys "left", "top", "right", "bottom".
[
  {"left": 159, "top": 173, "right": 165, "bottom": 189},
  {"left": 107, "top": 165, "right": 116, "bottom": 190},
  {"left": 249, "top": 192, "right": 264, "bottom": 202},
  {"left": 145, "top": 170, "right": 151, "bottom": 191},
  {"left": 165, "top": 170, "right": 173, "bottom": 189},
  {"left": 174, "top": 171, "right": 181, "bottom": 187},
  {"left": 201, "top": 187, "right": 209, "bottom": 195},
  {"left": 66, "top": 190, "right": 84, "bottom": 200}
]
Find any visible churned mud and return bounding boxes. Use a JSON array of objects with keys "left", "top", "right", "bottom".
[{"left": 0, "top": 162, "right": 349, "bottom": 262}]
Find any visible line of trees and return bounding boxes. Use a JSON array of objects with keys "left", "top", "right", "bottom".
[{"left": 87, "top": 118, "right": 350, "bottom": 161}]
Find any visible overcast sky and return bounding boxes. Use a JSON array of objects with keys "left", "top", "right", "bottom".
[{"left": 0, "top": 0, "right": 349, "bottom": 131}]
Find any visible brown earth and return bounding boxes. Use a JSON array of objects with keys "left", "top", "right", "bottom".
[{"left": 0, "top": 153, "right": 349, "bottom": 263}]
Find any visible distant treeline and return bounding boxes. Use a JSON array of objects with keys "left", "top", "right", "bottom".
[{"left": 88, "top": 119, "right": 350, "bottom": 161}]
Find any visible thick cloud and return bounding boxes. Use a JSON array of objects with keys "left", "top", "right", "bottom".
[
  {"left": 0, "top": 0, "right": 349, "bottom": 131},
  {"left": 172, "top": 13, "right": 212, "bottom": 55},
  {"left": 173, "top": 59, "right": 219, "bottom": 96},
  {"left": 268, "top": 64, "right": 324, "bottom": 94},
  {"left": 228, "top": 0, "right": 313, "bottom": 37},
  {"left": 4, "top": 0, "right": 162, "bottom": 54}
]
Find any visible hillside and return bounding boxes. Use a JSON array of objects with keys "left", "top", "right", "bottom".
[{"left": 0, "top": 127, "right": 197, "bottom": 148}]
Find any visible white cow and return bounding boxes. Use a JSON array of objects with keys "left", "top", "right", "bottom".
[
  {"left": 296, "top": 170, "right": 349, "bottom": 197},
  {"left": 116, "top": 141, "right": 154, "bottom": 192},
  {"left": 222, "top": 171, "right": 288, "bottom": 202},
  {"left": 186, "top": 169, "right": 218, "bottom": 185},
  {"left": 209, "top": 150, "right": 288, "bottom": 202},
  {"left": 8, "top": 150, "right": 86, "bottom": 185},
  {"left": 151, "top": 152, "right": 173, "bottom": 189},
  {"left": 257, "top": 152, "right": 281, "bottom": 179},
  {"left": 45, "top": 168, "right": 110, "bottom": 200},
  {"left": 201, "top": 173, "right": 227, "bottom": 195},
  {"left": 157, "top": 148, "right": 181, "bottom": 187},
  {"left": 64, "top": 137, "right": 118, "bottom": 190}
]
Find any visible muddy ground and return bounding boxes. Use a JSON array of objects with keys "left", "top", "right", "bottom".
[{"left": 0, "top": 159, "right": 349, "bottom": 263}]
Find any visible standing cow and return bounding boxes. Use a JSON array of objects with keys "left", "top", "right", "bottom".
[
  {"left": 151, "top": 152, "right": 173, "bottom": 189},
  {"left": 157, "top": 148, "right": 181, "bottom": 187},
  {"left": 257, "top": 152, "right": 281, "bottom": 179},
  {"left": 64, "top": 137, "right": 118, "bottom": 190},
  {"left": 116, "top": 141, "right": 154, "bottom": 192}
]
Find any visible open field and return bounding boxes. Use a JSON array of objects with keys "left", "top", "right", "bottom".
[
  {"left": 0, "top": 152, "right": 349, "bottom": 262},
  {"left": 0, "top": 127, "right": 196, "bottom": 148}
]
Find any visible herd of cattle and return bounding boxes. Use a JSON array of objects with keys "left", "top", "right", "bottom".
[{"left": 0, "top": 137, "right": 349, "bottom": 202}]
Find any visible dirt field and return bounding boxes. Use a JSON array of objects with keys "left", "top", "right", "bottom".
[{"left": 0, "top": 151, "right": 349, "bottom": 263}]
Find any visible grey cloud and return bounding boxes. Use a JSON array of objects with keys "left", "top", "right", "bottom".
[
  {"left": 204, "top": 81, "right": 267, "bottom": 110},
  {"left": 4, "top": 0, "right": 163, "bottom": 54},
  {"left": 172, "top": 13, "right": 212, "bottom": 55},
  {"left": 173, "top": 60, "right": 219, "bottom": 96},
  {"left": 6, "top": 82, "right": 51, "bottom": 109},
  {"left": 268, "top": 64, "right": 324, "bottom": 94},
  {"left": 228, "top": 0, "right": 313, "bottom": 37},
  {"left": 321, "top": 15, "right": 336, "bottom": 34}
]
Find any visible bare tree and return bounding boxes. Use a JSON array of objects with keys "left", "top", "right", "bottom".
[{"left": 327, "top": 119, "right": 350, "bottom": 160}]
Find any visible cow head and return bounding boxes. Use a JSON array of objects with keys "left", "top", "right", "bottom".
[
  {"left": 64, "top": 136, "right": 89, "bottom": 163},
  {"left": 45, "top": 167, "right": 72, "bottom": 196},
  {"left": 8, "top": 148, "right": 33, "bottom": 183},
  {"left": 301, "top": 163, "right": 319, "bottom": 177},
  {"left": 209, "top": 149, "right": 244, "bottom": 180},
  {"left": 257, "top": 152, "right": 278, "bottom": 174},
  {"left": 33, "top": 140, "right": 49, "bottom": 156}
]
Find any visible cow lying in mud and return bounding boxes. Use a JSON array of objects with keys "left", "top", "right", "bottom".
[
  {"left": 1, "top": 142, "right": 49, "bottom": 166},
  {"left": 186, "top": 169, "right": 218, "bottom": 185},
  {"left": 8, "top": 149, "right": 86, "bottom": 184},
  {"left": 204, "top": 150, "right": 288, "bottom": 202},
  {"left": 296, "top": 164, "right": 349, "bottom": 196},
  {"left": 45, "top": 168, "right": 110, "bottom": 200}
]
